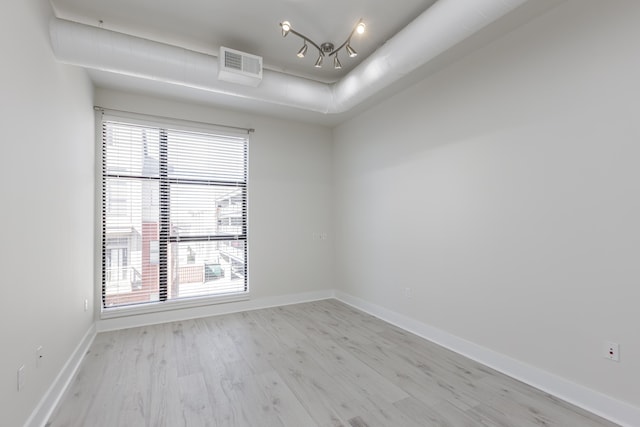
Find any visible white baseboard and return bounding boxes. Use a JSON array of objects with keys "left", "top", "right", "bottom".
[
  {"left": 24, "top": 324, "right": 97, "bottom": 427},
  {"left": 97, "top": 289, "right": 335, "bottom": 332},
  {"left": 334, "top": 290, "right": 640, "bottom": 427}
]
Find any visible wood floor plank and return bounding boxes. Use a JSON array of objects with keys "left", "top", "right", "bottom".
[
  {"left": 48, "top": 300, "right": 619, "bottom": 427},
  {"left": 394, "top": 396, "right": 496, "bottom": 427},
  {"left": 287, "top": 303, "right": 481, "bottom": 410},
  {"left": 218, "top": 311, "right": 279, "bottom": 375},
  {"left": 267, "top": 344, "right": 355, "bottom": 426},
  {"left": 254, "top": 302, "right": 408, "bottom": 403},
  {"left": 178, "top": 373, "right": 215, "bottom": 427},
  {"left": 274, "top": 308, "right": 410, "bottom": 404},
  {"left": 337, "top": 394, "right": 426, "bottom": 427},
  {"left": 145, "top": 323, "right": 184, "bottom": 427},
  {"left": 252, "top": 370, "right": 318, "bottom": 426},
  {"left": 172, "top": 319, "right": 207, "bottom": 377},
  {"left": 216, "top": 373, "right": 286, "bottom": 427}
]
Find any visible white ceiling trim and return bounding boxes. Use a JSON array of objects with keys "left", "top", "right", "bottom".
[{"left": 50, "top": 0, "right": 528, "bottom": 115}]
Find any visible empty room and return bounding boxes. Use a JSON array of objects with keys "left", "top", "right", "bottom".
[{"left": 1, "top": 0, "right": 639, "bottom": 426}]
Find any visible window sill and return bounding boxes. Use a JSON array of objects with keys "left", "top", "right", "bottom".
[{"left": 100, "top": 292, "right": 250, "bottom": 320}]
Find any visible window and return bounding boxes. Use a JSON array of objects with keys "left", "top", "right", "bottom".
[{"left": 100, "top": 111, "right": 249, "bottom": 310}]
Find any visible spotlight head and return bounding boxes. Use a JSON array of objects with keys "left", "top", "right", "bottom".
[
  {"left": 356, "top": 22, "right": 366, "bottom": 35},
  {"left": 333, "top": 55, "right": 342, "bottom": 70},
  {"left": 314, "top": 54, "right": 323, "bottom": 68},
  {"left": 345, "top": 44, "right": 357, "bottom": 58},
  {"left": 297, "top": 42, "right": 308, "bottom": 58},
  {"left": 281, "top": 21, "right": 291, "bottom": 37}
]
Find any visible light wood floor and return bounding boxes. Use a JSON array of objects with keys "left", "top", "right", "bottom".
[{"left": 48, "top": 299, "right": 618, "bottom": 426}]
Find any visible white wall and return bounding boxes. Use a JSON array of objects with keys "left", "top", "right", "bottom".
[
  {"left": 0, "top": 1, "right": 95, "bottom": 426},
  {"left": 333, "top": 0, "right": 640, "bottom": 411},
  {"left": 94, "top": 89, "right": 334, "bottom": 322}
]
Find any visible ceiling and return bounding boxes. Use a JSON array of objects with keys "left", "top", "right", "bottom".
[
  {"left": 50, "top": 0, "right": 437, "bottom": 83},
  {"left": 48, "top": 0, "right": 561, "bottom": 126}
]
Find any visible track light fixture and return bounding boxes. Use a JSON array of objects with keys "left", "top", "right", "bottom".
[{"left": 278, "top": 19, "right": 365, "bottom": 69}]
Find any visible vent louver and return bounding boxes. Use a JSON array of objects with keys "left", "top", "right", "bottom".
[{"left": 218, "top": 47, "right": 263, "bottom": 87}]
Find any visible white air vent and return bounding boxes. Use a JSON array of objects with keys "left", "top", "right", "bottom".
[{"left": 218, "top": 47, "right": 263, "bottom": 87}]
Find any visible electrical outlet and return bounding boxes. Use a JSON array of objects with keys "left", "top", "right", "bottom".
[
  {"left": 604, "top": 341, "right": 620, "bottom": 362},
  {"left": 403, "top": 287, "right": 412, "bottom": 298},
  {"left": 17, "top": 365, "right": 25, "bottom": 391},
  {"left": 84, "top": 298, "right": 89, "bottom": 312},
  {"left": 36, "top": 346, "right": 43, "bottom": 368}
]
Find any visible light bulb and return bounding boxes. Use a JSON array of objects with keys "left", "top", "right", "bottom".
[
  {"left": 356, "top": 22, "right": 366, "bottom": 34},
  {"left": 281, "top": 21, "right": 291, "bottom": 37}
]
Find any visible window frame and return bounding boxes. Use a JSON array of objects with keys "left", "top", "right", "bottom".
[{"left": 98, "top": 109, "right": 250, "bottom": 317}]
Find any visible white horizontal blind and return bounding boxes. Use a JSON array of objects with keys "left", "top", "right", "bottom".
[{"left": 101, "top": 113, "right": 248, "bottom": 309}]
